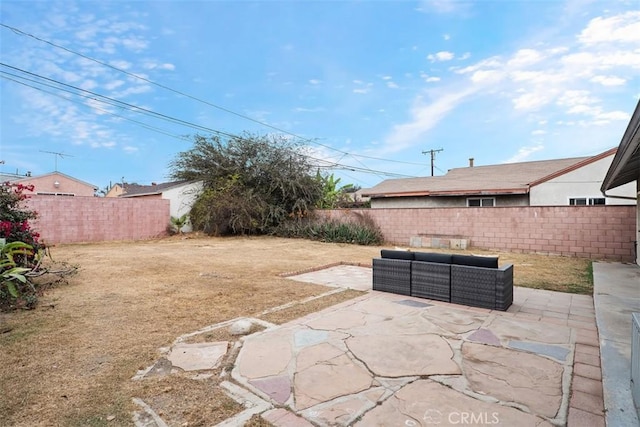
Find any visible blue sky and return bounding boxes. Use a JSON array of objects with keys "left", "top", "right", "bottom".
[{"left": 1, "top": 1, "right": 639, "bottom": 191}]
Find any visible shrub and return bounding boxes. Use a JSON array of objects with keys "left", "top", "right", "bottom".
[
  {"left": 272, "top": 211, "right": 384, "bottom": 245},
  {"left": 0, "top": 182, "right": 75, "bottom": 310},
  {"left": 0, "top": 182, "right": 42, "bottom": 253}
]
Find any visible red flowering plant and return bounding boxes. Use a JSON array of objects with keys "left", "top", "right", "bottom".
[
  {"left": 0, "top": 182, "right": 42, "bottom": 254},
  {"left": 0, "top": 181, "right": 57, "bottom": 310}
]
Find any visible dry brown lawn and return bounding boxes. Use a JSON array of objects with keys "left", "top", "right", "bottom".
[{"left": 0, "top": 235, "right": 592, "bottom": 426}]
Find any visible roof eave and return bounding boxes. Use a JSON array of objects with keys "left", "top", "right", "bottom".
[
  {"left": 531, "top": 147, "right": 618, "bottom": 188},
  {"left": 366, "top": 188, "right": 529, "bottom": 198},
  {"left": 601, "top": 99, "right": 640, "bottom": 192}
]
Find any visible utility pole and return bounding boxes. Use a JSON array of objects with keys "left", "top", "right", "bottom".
[{"left": 422, "top": 148, "right": 444, "bottom": 176}]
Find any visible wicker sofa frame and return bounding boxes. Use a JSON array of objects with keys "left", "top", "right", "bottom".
[{"left": 373, "top": 250, "right": 513, "bottom": 311}]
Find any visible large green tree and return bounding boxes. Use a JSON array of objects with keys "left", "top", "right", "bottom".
[{"left": 171, "top": 133, "right": 323, "bottom": 235}]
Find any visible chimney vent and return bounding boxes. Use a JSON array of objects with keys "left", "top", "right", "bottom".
[{"left": 469, "top": 158, "right": 474, "bottom": 167}]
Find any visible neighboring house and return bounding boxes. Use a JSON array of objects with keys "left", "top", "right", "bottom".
[
  {"left": 12, "top": 171, "right": 97, "bottom": 197},
  {"left": 104, "top": 183, "right": 126, "bottom": 198},
  {"left": 119, "top": 180, "right": 203, "bottom": 232},
  {"left": 363, "top": 148, "right": 636, "bottom": 209},
  {"left": 0, "top": 172, "right": 26, "bottom": 182},
  {"left": 602, "top": 100, "right": 640, "bottom": 266}
]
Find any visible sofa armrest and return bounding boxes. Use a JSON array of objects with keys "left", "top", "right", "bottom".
[
  {"left": 495, "top": 264, "right": 514, "bottom": 311},
  {"left": 373, "top": 258, "right": 412, "bottom": 296}
]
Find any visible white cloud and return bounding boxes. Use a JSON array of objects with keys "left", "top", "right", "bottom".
[
  {"left": 470, "top": 69, "right": 504, "bottom": 84},
  {"left": 507, "top": 49, "right": 544, "bottom": 67},
  {"left": 121, "top": 36, "right": 148, "bottom": 51},
  {"left": 104, "top": 80, "right": 125, "bottom": 91},
  {"left": 385, "top": 88, "right": 476, "bottom": 150},
  {"left": 382, "top": 76, "right": 392, "bottom": 80},
  {"left": 425, "top": 76, "right": 440, "bottom": 83},
  {"left": 513, "top": 92, "right": 556, "bottom": 111},
  {"left": 352, "top": 80, "right": 373, "bottom": 94},
  {"left": 387, "top": 82, "right": 399, "bottom": 89},
  {"left": 531, "top": 129, "right": 546, "bottom": 135},
  {"left": 123, "top": 146, "right": 139, "bottom": 153},
  {"left": 80, "top": 79, "right": 98, "bottom": 90},
  {"left": 443, "top": 34, "right": 451, "bottom": 40},
  {"left": 309, "top": 79, "right": 322, "bottom": 85},
  {"left": 557, "top": 90, "right": 598, "bottom": 108},
  {"left": 109, "top": 59, "right": 132, "bottom": 70},
  {"left": 428, "top": 51, "right": 455, "bottom": 62},
  {"left": 505, "top": 144, "right": 544, "bottom": 163},
  {"left": 596, "top": 110, "right": 630, "bottom": 121},
  {"left": 143, "top": 62, "right": 176, "bottom": 71},
  {"left": 579, "top": 11, "right": 640, "bottom": 45},
  {"left": 416, "top": 0, "right": 469, "bottom": 14}
]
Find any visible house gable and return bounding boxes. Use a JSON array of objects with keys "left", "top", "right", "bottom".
[{"left": 14, "top": 172, "right": 97, "bottom": 197}]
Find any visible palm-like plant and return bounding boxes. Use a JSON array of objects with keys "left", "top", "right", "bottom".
[{"left": 170, "top": 214, "right": 189, "bottom": 234}]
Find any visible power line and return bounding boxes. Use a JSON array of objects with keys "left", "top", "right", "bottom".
[
  {"left": 0, "top": 22, "right": 426, "bottom": 168},
  {"left": 1, "top": 63, "right": 415, "bottom": 178},
  {"left": 0, "top": 72, "right": 192, "bottom": 142}
]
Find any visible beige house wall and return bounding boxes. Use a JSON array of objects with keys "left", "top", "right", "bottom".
[{"left": 17, "top": 172, "right": 96, "bottom": 197}]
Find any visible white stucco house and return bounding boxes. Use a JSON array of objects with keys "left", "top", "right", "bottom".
[
  {"left": 602, "top": 100, "right": 640, "bottom": 266},
  {"left": 363, "top": 148, "right": 636, "bottom": 209},
  {"left": 119, "top": 180, "right": 203, "bottom": 232}
]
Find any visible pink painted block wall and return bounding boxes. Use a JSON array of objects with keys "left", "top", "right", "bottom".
[
  {"left": 26, "top": 196, "right": 170, "bottom": 244},
  {"left": 322, "top": 206, "right": 637, "bottom": 261}
]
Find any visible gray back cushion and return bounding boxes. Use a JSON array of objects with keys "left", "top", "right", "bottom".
[
  {"left": 414, "top": 252, "right": 453, "bottom": 264},
  {"left": 451, "top": 254, "right": 499, "bottom": 269},
  {"left": 380, "top": 250, "right": 415, "bottom": 260}
]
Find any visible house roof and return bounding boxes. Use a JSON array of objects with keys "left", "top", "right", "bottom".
[
  {"left": 602, "top": 99, "right": 640, "bottom": 192},
  {"left": 120, "top": 180, "right": 192, "bottom": 197},
  {"left": 363, "top": 149, "right": 617, "bottom": 198},
  {"left": 13, "top": 171, "right": 98, "bottom": 190}
]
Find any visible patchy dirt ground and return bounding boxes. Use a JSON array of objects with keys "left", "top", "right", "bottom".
[{"left": 0, "top": 235, "right": 592, "bottom": 426}]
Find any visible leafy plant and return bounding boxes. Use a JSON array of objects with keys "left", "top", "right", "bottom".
[
  {"left": 170, "top": 214, "right": 190, "bottom": 234},
  {"left": 0, "top": 240, "right": 36, "bottom": 302},
  {"left": 315, "top": 172, "right": 357, "bottom": 209},
  {"left": 0, "top": 182, "right": 42, "bottom": 252}
]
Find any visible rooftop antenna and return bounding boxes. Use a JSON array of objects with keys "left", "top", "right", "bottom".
[{"left": 40, "top": 150, "right": 74, "bottom": 172}]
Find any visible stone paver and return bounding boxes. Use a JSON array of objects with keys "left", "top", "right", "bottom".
[
  {"left": 167, "top": 342, "right": 228, "bottom": 371},
  {"left": 462, "top": 342, "right": 564, "bottom": 418},
  {"left": 357, "top": 380, "right": 553, "bottom": 426},
  {"left": 131, "top": 264, "right": 624, "bottom": 427},
  {"left": 347, "top": 333, "right": 460, "bottom": 377},
  {"left": 231, "top": 289, "right": 579, "bottom": 425}
]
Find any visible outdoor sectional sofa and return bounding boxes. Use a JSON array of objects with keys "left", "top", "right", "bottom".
[{"left": 372, "top": 249, "right": 513, "bottom": 311}]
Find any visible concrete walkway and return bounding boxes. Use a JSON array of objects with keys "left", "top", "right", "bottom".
[{"left": 593, "top": 261, "right": 640, "bottom": 427}]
